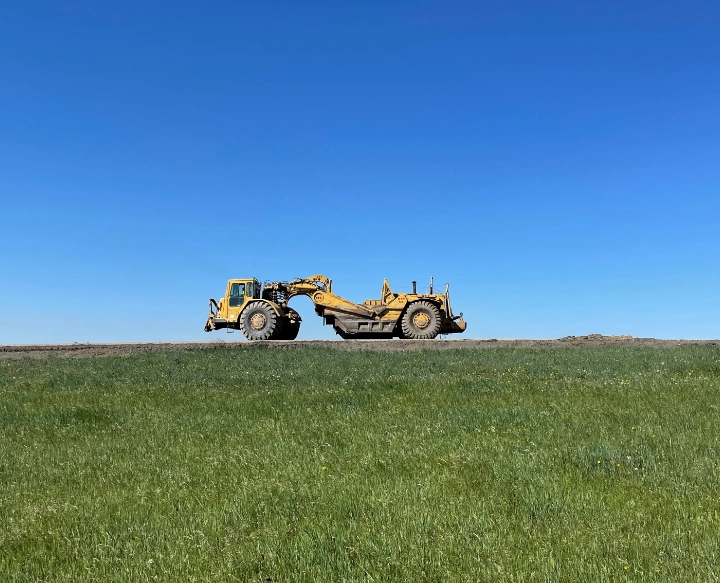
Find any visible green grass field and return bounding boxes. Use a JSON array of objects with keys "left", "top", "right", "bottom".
[{"left": 1, "top": 345, "right": 719, "bottom": 582}]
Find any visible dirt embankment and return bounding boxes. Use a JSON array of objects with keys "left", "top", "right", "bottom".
[{"left": 0, "top": 335, "right": 717, "bottom": 360}]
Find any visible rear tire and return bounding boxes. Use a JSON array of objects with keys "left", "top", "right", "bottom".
[
  {"left": 278, "top": 320, "right": 300, "bottom": 340},
  {"left": 239, "top": 301, "right": 280, "bottom": 341},
  {"left": 401, "top": 301, "right": 441, "bottom": 340}
]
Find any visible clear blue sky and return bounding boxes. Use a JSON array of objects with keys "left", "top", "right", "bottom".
[{"left": 1, "top": 1, "right": 718, "bottom": 343}]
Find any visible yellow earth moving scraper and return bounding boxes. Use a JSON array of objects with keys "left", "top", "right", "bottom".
[{"left": 204, "top": 275, "right": 466, "bottom": 341}]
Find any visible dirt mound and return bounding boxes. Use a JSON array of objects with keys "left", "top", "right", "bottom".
[{"left": 558, "top": 334, "right": 634, "bottom": 342}]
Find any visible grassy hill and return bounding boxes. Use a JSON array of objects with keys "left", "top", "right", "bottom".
[{"left": 1, "top": 345, "right": 719, "bottom": 581}]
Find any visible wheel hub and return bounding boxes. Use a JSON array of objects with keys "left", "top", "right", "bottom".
[
  {"left": 413, "top": 312, "right": 431, "bottom": 329},
  {"left": 250, "top": 312, "right": 267, "bottom": 331}
]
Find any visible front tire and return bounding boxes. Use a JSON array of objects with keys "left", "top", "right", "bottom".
[
  {"left": 400, "top": 301, "right": 441, "bottom": 339},
  {"left": 239, "top": 301, "right": 281, "bottom": 340}
]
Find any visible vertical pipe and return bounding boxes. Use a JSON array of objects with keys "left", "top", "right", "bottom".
[{"left": 412, "top": 281, "right": 417, "bottom": 294}]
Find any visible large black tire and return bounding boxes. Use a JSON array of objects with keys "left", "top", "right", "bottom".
[
  {"left": 278, "top": 320, "right": 300, "bottom": 340},
  {"left": 400, "top": 301, "right": 441, "bottom": 340},
  {"left": 239, "top": 301, "right": 281, "bottom": 341}
]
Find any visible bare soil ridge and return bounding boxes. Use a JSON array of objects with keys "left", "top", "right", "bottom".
[{"left": 1, "top": 335, "right": 718, "bottom": 359}]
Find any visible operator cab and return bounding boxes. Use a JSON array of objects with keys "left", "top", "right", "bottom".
[
  {"left": 225, "top": 278, "right": 260, "bottom": 309},
  {"left": 217, "top": 278, "right": 262, "bottom": 324}
]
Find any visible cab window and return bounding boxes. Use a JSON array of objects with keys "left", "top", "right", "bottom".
[{"left": 229, "top": 283, "right": 245, "bottom": 307}]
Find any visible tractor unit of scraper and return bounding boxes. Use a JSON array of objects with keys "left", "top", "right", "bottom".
[{"left": 204, "top": 275, "right": 466, "bottom": 341}]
